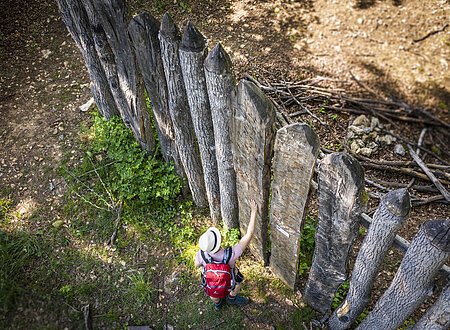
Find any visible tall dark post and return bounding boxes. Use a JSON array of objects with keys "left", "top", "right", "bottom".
[
  {"left": 269, "top": 123, "right": 319, "bottom": 288},
  {"left": 233, "top": 79, "right": 276, "bottom": 264},
  {"left": 128, "top": 12, "right": 182, "bottom": 173},
  {"left": 357, "top": 220, "right": 450, "bottom": 330},
  {"left": 204, "top": 43, "right": 239, "bottom": 229},
  {"left": 304, "top": 152, "right": 366, "bottom": 315},
  {"left": 159, "top": 13, "right": 207, "bottom": 207},
  {"left": 179, "top": 22, "right": 221, "bottom": 224},
  {"left": 57, "top": 0, "right": 118, "bottom": 119},
  {"left": 329, "top": 189, "right": 411, "bottom": 329}
]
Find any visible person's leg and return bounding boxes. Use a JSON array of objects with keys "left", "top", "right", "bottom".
[
  {"left": 210, "top": 296, "right": 224, "bottom": 310},
  {"left": 229, "top": 283, "right": 241, "bottom": 297},
  {"left": 227, "top": 268, "right": 249, "bottom": 306}
]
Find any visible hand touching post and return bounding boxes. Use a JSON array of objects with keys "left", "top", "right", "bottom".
[{"left": 239, "top": 199, "right": 258, "bottom": 251}]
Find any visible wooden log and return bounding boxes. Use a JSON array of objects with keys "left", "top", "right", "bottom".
[
  {"left": 329, "top": 189, "right": 411, "bottom": 329},
  {"left": 204, "top": 43, "right": 239, "bottom": 229},
  {"left": 360, "top": 213, "right": 450, "bottom": 276},
  {"left": 159, "top": 13, "right": 207, "bottom": 207},
  {"left": 82, "top": 0, "right": 155, "bottom": 153},
  {"left": 233, "top": 79, "right": 276, "bottom": 264},
  {"left": 128, "top": 12, "right": 181, "bottom": 173},
  {"left": 413, "top": 283, "right": 450, "bottom": 330},
  {"left": 304, "top": 152, "right": 366, "bottom": 315},
  {"left": 179, "top": 22, "right": 221, "bottom": 224},
  {"left": 57, "top": 0, "right": 118, "bottom": 119},
  {"left": 269, "top": 123, "right": 320, "bottom": 288},
  {"left": 356, "top": 219, "right": 450, "bottom": 330}
]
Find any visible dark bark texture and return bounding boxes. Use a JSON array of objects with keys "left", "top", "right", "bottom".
[
  {"left": 159, "top": 13, "right": 207, "bottom": 207},
  {"left": 269, "top": 123, "right": 319, "bottom": 288},
  {"left": 128, "top": 12, "right": 181, "bottom": 172},
  {"left": 356, "top": 219, "right": 450, "bottom": 330},
  {"left": 57, "top": 0, "right": 119, "bottom": 119},
  {"left": 179, "top": 22, "right": 221, "bottom": 224},
  {"left": 85, "top": 0, "right": 155, "bottom": 153},
  {"left": 304, "top": 152, "right": 366, "bottom": 315},
  {"left": 204, "top": 43, "right": 239, "bottom": 228},
  {"left": 413, "top": 283, "right": 450, "bottom": 330},
  {"left": 329, "top": 189, "right": 411, "bottom": 329},
  {"left": 233, "top": 79, "right": 276, "bottom": 264}
]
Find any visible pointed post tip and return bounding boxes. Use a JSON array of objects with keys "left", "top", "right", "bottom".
[
  {"left": 383, "top": 188, "right": 411, "bottom": 218},
  {"left": 160, "top": 12, "right": 180, "bottom": 40},
  {"left": 204, "top": 42, "right": 233, "bottom": 74},
  {"left": 180, "top": 21, "right": 206, "bottom": 52}
]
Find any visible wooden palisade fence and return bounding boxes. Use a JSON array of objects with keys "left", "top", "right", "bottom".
[{"left": 58, "top": 0, "right": 449, "bottom": 328}]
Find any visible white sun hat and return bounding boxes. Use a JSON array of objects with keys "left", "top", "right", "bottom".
[{"left": 199, "top": 227, "right": 222, "bottom": 254}]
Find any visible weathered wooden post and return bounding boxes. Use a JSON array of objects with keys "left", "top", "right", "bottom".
[
  {"left": 233, "top": 79, "right": 276, "bottom": 264},
  {"left": 329, "top": 188, "right": 411, "bottom": 329},
  {"left": 204, "top": 43, "right": 239, "bottom": 229},
  {"left": 304, "top": 152, "right": 366, "bottom": 314},
  {"left": 159, "top": 13, "right": 207, "bottom": 207},
  {"left": 57, "top": 0, "right": 118, "bottom": 119},
  {"left": 269, "top": 123, "right": 319, "bottom": 288},
  {"left": 86, "top": 0, "right": 156, "bottom": 153},
  {"left": 357, "top": 219, "right": 450, "bottom": 330},
  {"left": 128, "top": 12, "right": 181, "bottom": 172},
  {"left": 413, "top": 283, "right": 450, "bottom": 330},
  {"left": 179, "top": 22, "right": 221, "bottom": 224}
]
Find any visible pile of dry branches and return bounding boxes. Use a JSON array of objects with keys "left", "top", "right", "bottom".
[{"left": 244, "top": 74, "right": 450, "bottom": 210}]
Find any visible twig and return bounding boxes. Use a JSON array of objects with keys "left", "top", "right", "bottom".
[
  {"left": 365, "top": 178, "right": 438, "bottom": 193},
  {"left": 407, "top": 145, "right": 450, "bottom": 202},
  {"left": 349, "top": 71, "right": 385, "bottom": 100},
  {"left": 107, "top": 201, "right": 124, "bottom": 246},
  {"left": 412, "top": 194, "right": 447, "bottom": 206},
  {"left": 413, "top": 23, "right": 449, "bottom": 43},
  {"left": 382, "top": 130, "right": 450, "bottom": 165},
  {"left": 286, "top": 84, "right": 328, "bottom": 126},
  {"left": 408, "top": 128, "right": 427, "bottom": 188},
  {"left": 360, "top": 161, "right": 450, "bottom": 185}
]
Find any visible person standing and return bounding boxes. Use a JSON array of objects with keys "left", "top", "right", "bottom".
[{"left": 195, "top": 199, "right": 258, "bottom": 310}]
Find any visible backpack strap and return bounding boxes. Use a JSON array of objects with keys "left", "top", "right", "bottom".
[
  {"left": 200, "top": 251, "right": 212, "bottom": 264},
  {"left": 222, "top": 247, "right": 232, "bottom": 264}
]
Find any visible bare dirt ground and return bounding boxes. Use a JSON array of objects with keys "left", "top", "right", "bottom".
[{"left": 0, "top": 0, "right": 449, "bottom": 328}]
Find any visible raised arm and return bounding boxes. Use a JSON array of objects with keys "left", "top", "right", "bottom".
[{"left": 238, "top": 199, "right": 258, "bottom": 251}]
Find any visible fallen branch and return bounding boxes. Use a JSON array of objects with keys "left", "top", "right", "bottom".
[
  {"left": 360, "top": 161, "right": 450, "bottom": 185},
  {"left": 107, "top": 201, "right": 124, "bottom": 246},
  {"left": 407, "top": 145, "right": 450, "bottom": 202},
  {"left": 412, "top": 194, "right": 447, "bottom": 206},
  {"left": 365, "top": 178, "right": 439, "bottom": 193},
  {"left": 413, "top": 23, "right": 449, "bottom": 43}
]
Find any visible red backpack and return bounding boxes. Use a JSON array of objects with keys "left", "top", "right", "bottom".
[{"left": 201, "top": 247, "right": 235, "bottom": 298}]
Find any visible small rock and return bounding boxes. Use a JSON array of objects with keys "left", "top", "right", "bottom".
[
  {"left": 350, "top": 140, "right": 362, "bottom": 154},
  {"left": 370, "top": 116, "right": 380, "bottom": 129},
  {"left": 367, "top": 141, "right": 378, "bottom": 151},
  {"left": 359, "top": 147, "right": 373, "bottom": 157},
  {"left": 377, "top": 134, "right": 396, "bottom": 145},
  {"left": 352, "top": 114, "right": 370, "bottom": 127},
  {"left": 394, "top": 144, "right": 406, "bottom": 156}
]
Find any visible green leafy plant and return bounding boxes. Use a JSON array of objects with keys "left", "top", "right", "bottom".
[
  {"left": 222, "top": 226, "right": 241, "bottom": 247},
  {"left": 332, "top": 280, "right": 350, "bottom": 310},
  {"left": 298, "top": 215, "right": 317, "bottom": 276}
]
